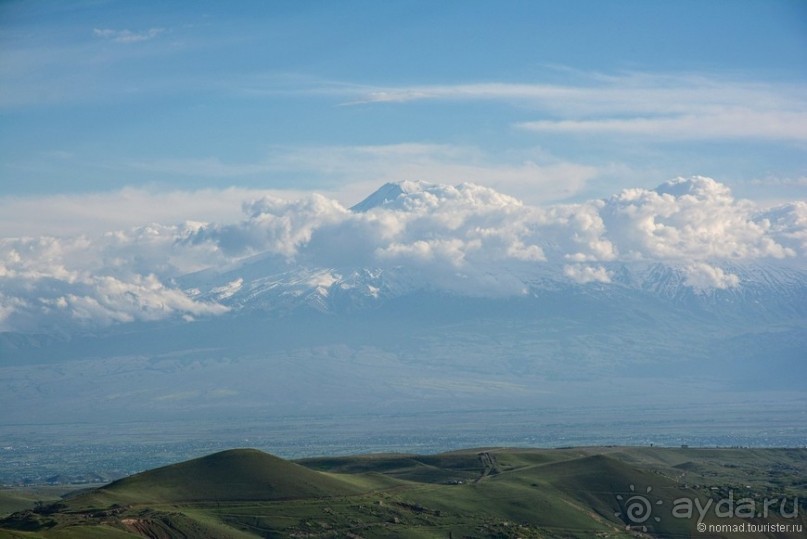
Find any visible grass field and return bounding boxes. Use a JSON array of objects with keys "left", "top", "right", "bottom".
[{"left": 1, "top": 446, "right": 805, "bottom": 538}]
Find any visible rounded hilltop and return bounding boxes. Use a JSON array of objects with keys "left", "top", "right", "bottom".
[{"left": 96, "top": 448, "right": 361, "bottom": 503}]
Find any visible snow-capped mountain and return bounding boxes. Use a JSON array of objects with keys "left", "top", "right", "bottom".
[
  {"left": 171, "top": 179, "right": 807, "bottom": 321},
  {"left": 2, "top": 177, "right": 805, "bottom": 335},
  {"left": 181, "top": 257, "right": 807, "bottom": 321},
  {"left": 2, "top": 179, "right": 805, "bottom": 428}
]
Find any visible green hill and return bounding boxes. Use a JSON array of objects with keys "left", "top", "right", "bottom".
[
  {"left": 91, "top": 448, "right": 362, "bottom": 504},
  {"left": 1, "top": 446, "right": 805, "bottom": 538}
]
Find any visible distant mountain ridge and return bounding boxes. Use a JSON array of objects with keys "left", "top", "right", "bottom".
[{"left": 180, "top": 258, "right": 807, "bottom": 321}]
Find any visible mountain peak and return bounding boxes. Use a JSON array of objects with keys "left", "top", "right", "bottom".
[
  {"left": 350, "top": 180, "right": 435, "bottom": 212},
  {"left": 350, "top": 180, "right": 521, "bottom": 213}
]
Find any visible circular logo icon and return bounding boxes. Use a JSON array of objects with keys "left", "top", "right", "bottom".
[{"left": 615, "top": 484, "right": 662, "bottom": 531}]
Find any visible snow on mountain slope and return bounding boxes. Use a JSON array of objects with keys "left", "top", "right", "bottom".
[
  {"left": 349, "top": 181, "right": 408, "bottom": 212},
  {"left": 179, "top": 257, "right": 807, "bottom": 322}
]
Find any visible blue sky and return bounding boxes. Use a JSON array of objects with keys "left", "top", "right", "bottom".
[
  {"left": 1, "top": 0, "right": 805, "bottom": 227},
  {"left": 1, "top": 1, "right": 807, "bottom": 332}
]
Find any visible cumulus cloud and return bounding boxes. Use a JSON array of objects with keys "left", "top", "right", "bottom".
[
  {"left": 563, "top": 264, "right": 612, "bottom": 284},
  {"left": 682, "top": 263, "right": 740, "bottom": 292},
  {"left": 0, "top": 226, "right": 228, "bottom": 332},
  {"left": 187, "top": 194, "right": 351, "bottom": 258},
  {"left": 599, "top": 176, "right": 795, "bottom": 261},
  {"left": 756, "top": 201, "right": 807, "bottom": 255},
  {"left": 1, "top": 178, "right": 805, "bottom": 332},
  {"left": 180, "top": 178, "right": 802, "bottom": 294}
]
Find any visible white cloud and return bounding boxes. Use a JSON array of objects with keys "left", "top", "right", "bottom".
[
  {"left": 600, "top": 177, "right": 794, "bottom": 261},
  {"left": 93, "top": 28, "right": 165, "bottom": 44},
  {"left": 683, "top": 263, "right": 740, "bottom": 292},
  {"left": 377, "top": 238, "right": 469, "bottom": 267},
  {"left": 757, "top": 201, "right": 807, "bottom": 255},
  {"left": 517, "top": 110, "right": 807, "bottom": 141},
  {"left": 127, "top": 157, "right": 275, "bottom": 178},
  {"left": 0, "top": 23, "right": 185, "bottom": 108},
  {"left": 563, "top": 264, "right": 612, "bottom": 284},
  {"left": 335, "top": 73, "right": 807, "bottom": 142},
  {"left": 110, "top": 144, "right": 600, "bottom": 207},
  {"left": 0, "top": 187, "right": 310, "bottom": 237},
  {"left": 340, "top": 73, "right": 804, "bottom": 114},
  {"left": 264, "top": 143, "right": 601, "bottom": 205},
  {"left": 1, "top": 177, "right": 804, "bottom": 332},
  {"left": 0, "top": 231, "right": 228, "bottom": 332},
  {"left": 748, "top": 176, "right": 807, "bottom": 187},
  {"left": 181, "top": 177, "right": 802, "bottom": 291}
]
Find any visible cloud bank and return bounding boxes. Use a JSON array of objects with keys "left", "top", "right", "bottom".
[{"left": 1, "top": 177, "right": 804, "bottom": 332}]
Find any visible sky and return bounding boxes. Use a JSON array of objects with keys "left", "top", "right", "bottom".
[
  {"left": 1, "top": 1, "right": 807, "bottom": 332},
  {"left": 1, "top": 0, "right": 806, "bottom": 230}
]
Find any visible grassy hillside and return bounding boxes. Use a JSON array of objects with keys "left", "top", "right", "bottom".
[
  {"left": 1, "top": 446, "right": 805, "bottom": 538},
  {"left": 84, "top": 449, "right": 363, "bottom": 505},
  {"left": 0, "top": 488, "right": 79, "bottom": 520}
]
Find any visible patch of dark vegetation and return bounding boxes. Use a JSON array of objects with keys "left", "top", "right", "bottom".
[{"left": 1, "top": 510, "right": 58, "bottom": 531}]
